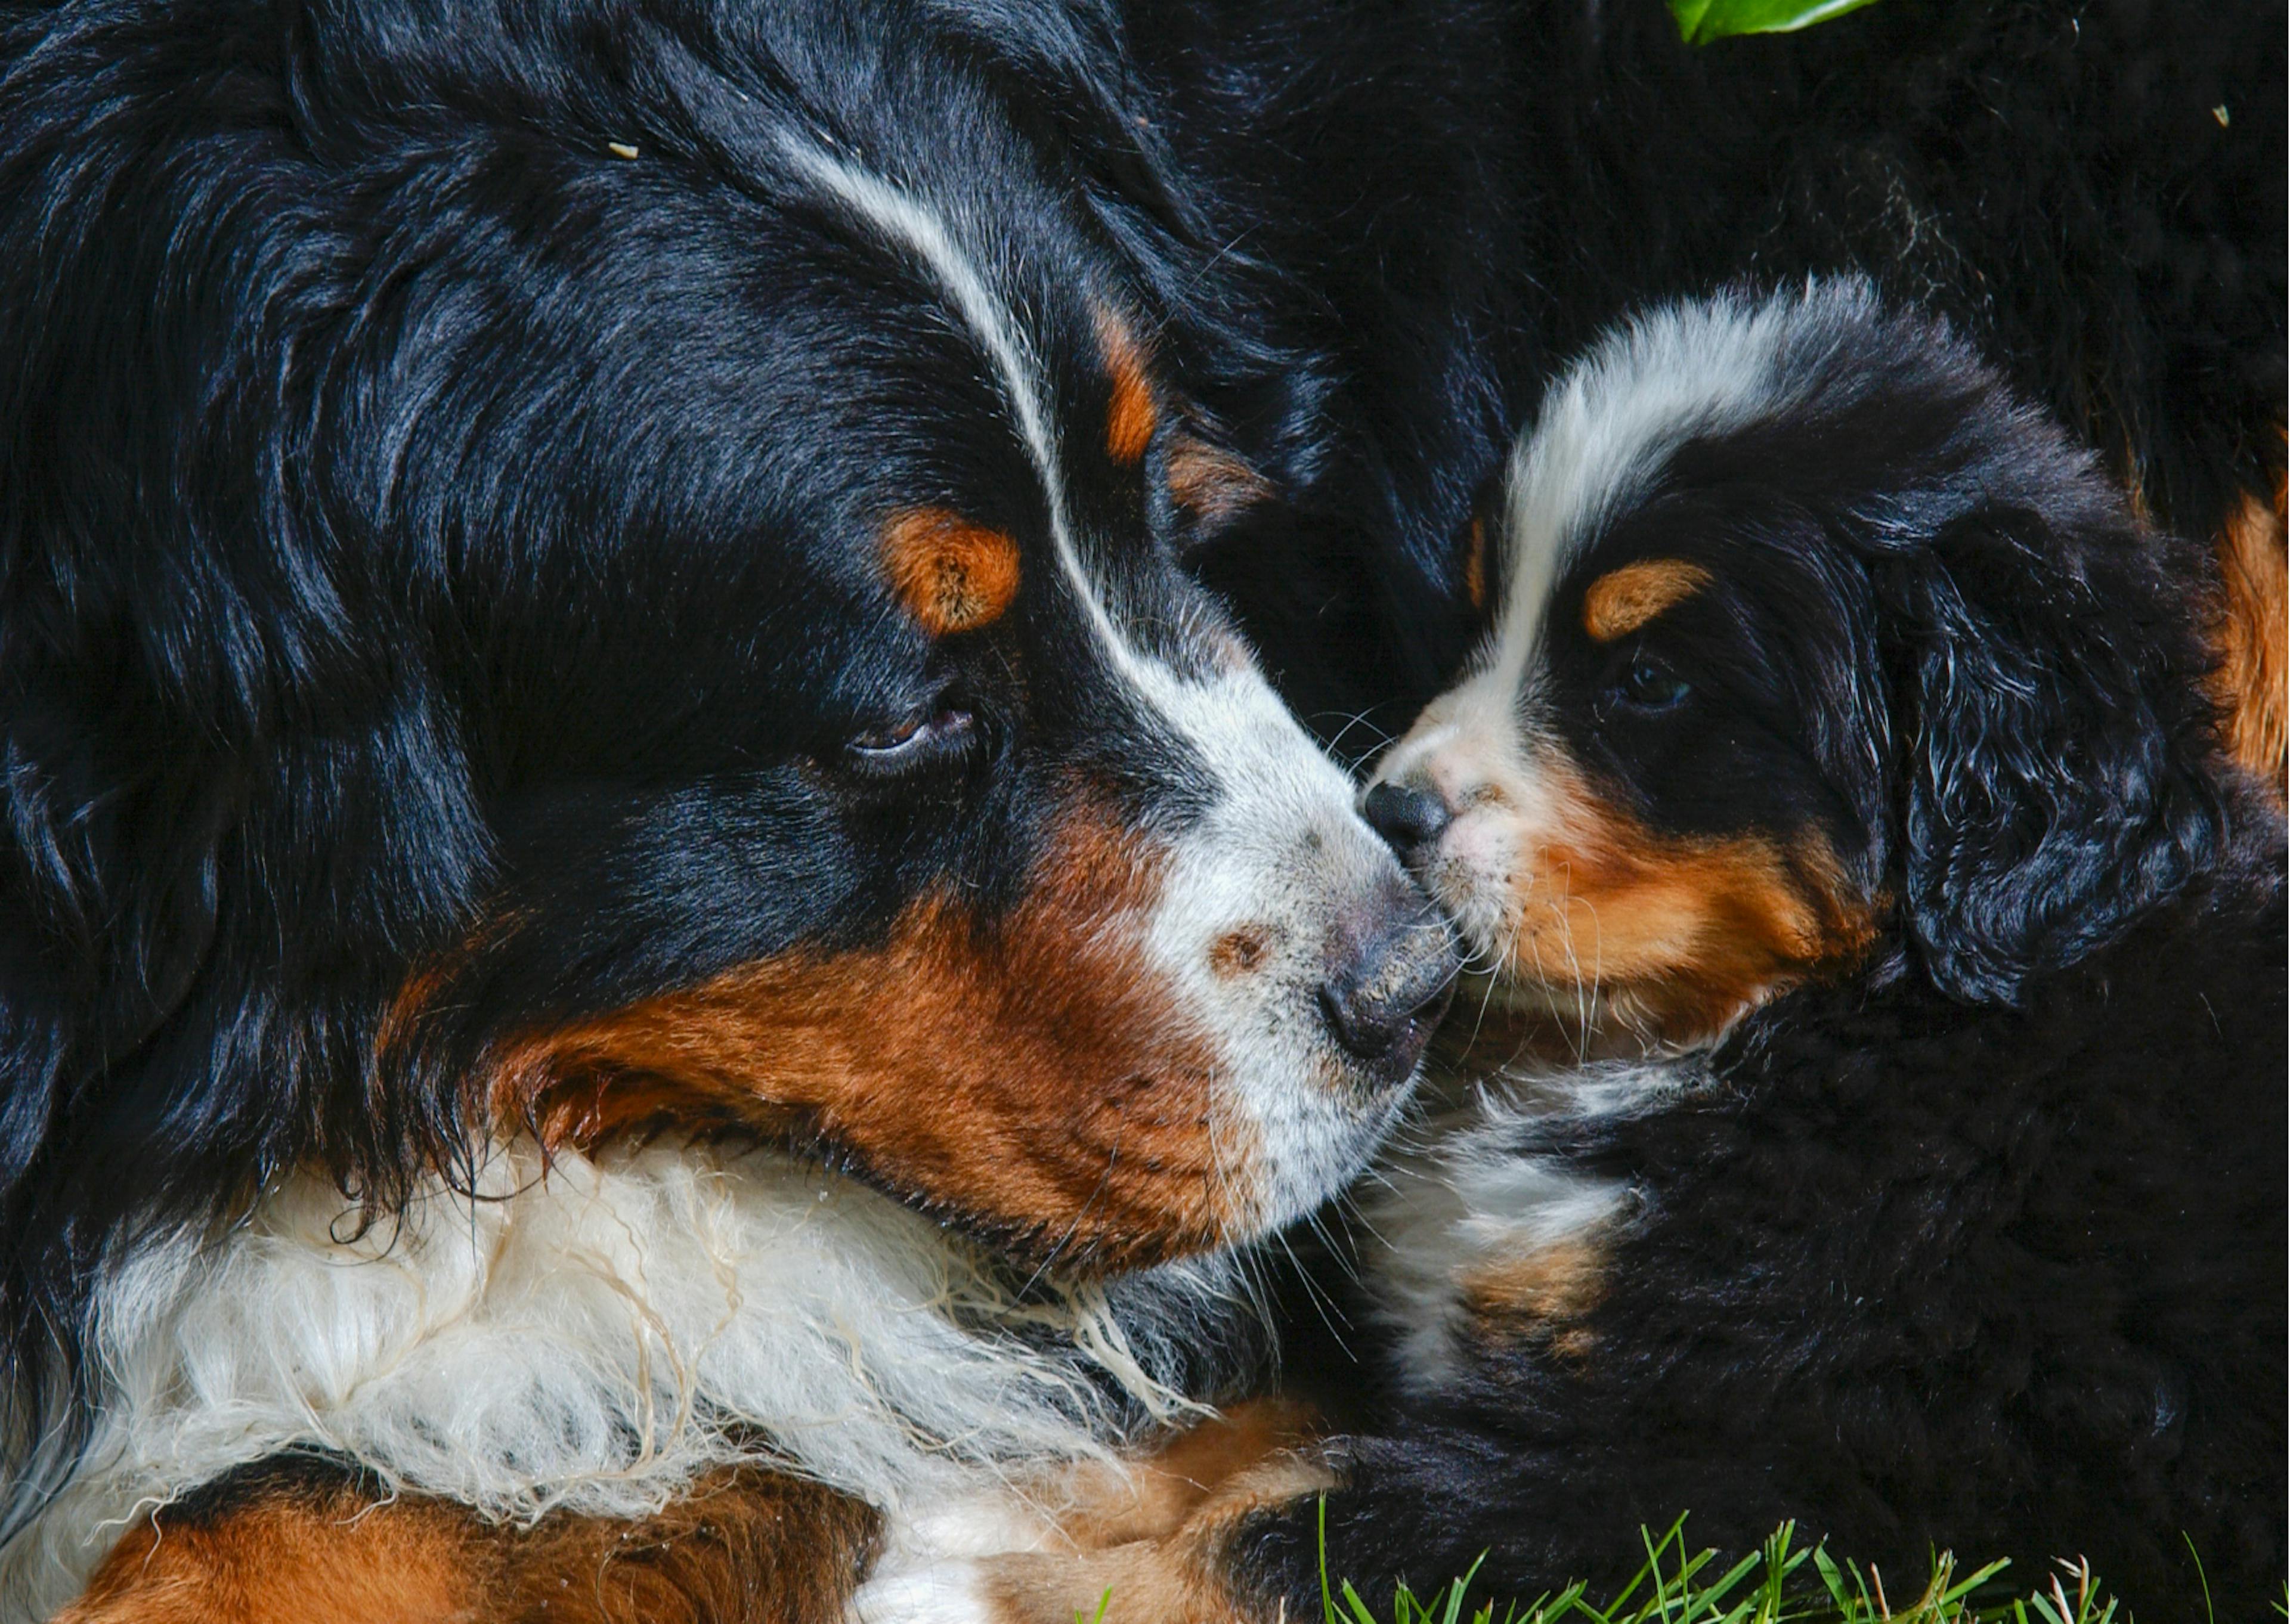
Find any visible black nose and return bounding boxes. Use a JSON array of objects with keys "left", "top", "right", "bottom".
[
  {"left": 1318, "top": 887, "right": 1459, "bottom": 1088},
  {"left": 1361, "top": 781, "right": 1453, "bottom": 864}
]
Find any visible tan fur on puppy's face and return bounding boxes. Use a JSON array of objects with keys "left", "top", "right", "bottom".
[{"left": 1377, "top": 678, "right": 1873, "bottom": 1049}]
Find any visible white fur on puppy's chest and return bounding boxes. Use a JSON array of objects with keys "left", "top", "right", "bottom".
[{"left": 1362, "top": 1059, "right": 1692, "bottom": 1391}]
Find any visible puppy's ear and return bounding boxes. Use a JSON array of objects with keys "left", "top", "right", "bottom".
[{"left": 1883, "top": 505, "right": 2227, "bottom": 1004}]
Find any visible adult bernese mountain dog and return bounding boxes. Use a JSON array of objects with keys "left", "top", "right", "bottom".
[
  {"left": 942, "top": 284, "right": 2285, "bottom": 1622},
  {"left": 0, "top": 4, "right": 1468, "bottom": 1618}
]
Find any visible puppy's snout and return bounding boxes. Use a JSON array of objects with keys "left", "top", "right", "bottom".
[
  {"left": 1361, "top": 781, "right": 1453, "bottom": 867},
  {"left": 1317, "top": 881, "right": 1459, "bottom": 1087}
]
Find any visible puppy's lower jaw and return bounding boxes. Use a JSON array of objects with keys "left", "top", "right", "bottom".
[{"left": 1465, "top": 969, "right": 1760, "bottom": 1061}]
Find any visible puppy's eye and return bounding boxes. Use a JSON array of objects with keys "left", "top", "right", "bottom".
[
  {"left": 845, "top": 708, "right": 976, "bottom": 774},
  {"left": 1613, "top": 655, "right": 1691, "bottom": 711}
]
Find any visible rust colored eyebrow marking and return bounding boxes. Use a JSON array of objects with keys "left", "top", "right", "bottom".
[
  {"left": 1581, "top": 559, "right": 1713, "bottom": 642},
  {"left": 879, "top": 507, "right": 1022, "bottom": 635},
  {"left": 1096, "top": 307, "right": 1159, "bottom": 465}
]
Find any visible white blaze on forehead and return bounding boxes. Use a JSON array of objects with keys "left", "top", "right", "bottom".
[
  {"left": 780, "top": 138, "right": 1144, "bottom": 678},
  {"left": 1485, "top": 281, "right": 1880, "bottom": 699}
]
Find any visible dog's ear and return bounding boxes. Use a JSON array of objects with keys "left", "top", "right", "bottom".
[
  {"left": 1881, "top": 504, "right": 2227, "bottom": 1004},
  {"left": 0, "top": 684, "right": 238, "bottom": 1495}
]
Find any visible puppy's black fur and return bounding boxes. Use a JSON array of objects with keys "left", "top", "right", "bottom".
[
  {"left": 1260, "top": 293, "right": 2286, "bottom": 1619},
  {"left": 1285, "top": 902, "right": 2285, "bottom": 1609},
  {"left": 1131, "top": 0, "right": 2285, "bottom": 741}
]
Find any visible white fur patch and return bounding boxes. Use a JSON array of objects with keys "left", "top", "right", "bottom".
[
  {"left": 849, "top": 1489, "right": 1060, "bottom": 1624},
  {"left": 1361, "top": 1058, "right": 1694, "bottom": 1391},
  {"left": 0, "top": 1141, "right": 1248, "bottom": 1620},
  {"left": 1141, "top": 659, "right": 1425, "bottom": 1232}
]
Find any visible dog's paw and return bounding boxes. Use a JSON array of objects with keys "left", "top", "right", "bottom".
[{"left": 852, "top": 1405, "right": 1329, "bottom": 1624}]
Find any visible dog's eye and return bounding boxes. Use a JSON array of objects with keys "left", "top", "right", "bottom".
[
  {"left": 1613, "top": 655, "right": 1691, "bottom": 711},
  {"left": 845, "top": 708, "right": 976, "bottom": 774}
]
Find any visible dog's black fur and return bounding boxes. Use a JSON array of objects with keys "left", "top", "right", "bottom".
[
  {"left": 0, "top": 0, "right": 1416, "bottom": 1549},
  {"left": 1264, "top": 292, "right": 2287, "bottom": 1619}
]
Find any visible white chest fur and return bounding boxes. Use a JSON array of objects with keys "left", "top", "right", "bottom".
[
  {"left": 1360, "top": 1057, "right": 1697, "bottom": 1392},
  {"left": 1, "top": 1140, "right": 1242, "bottom": 1622}
]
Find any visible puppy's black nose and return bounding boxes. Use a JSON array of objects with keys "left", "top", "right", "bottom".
[
  {"left": 1362, "top": 782, "right": 1453, "bottom": 864},
  {"left": 1319, "top": 888, "right": 1459, "bottom": 1087}
]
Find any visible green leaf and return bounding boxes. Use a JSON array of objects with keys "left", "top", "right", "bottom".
[{"left": 1666, "top": 0, "right": 1883, "bottom": 47}]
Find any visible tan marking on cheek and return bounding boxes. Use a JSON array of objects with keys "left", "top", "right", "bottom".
[
  {"left": 490, "top": 808, "right": 1242, "bottom": 1270},
  {"left": 1165, "top": 435, "right": 1273, "bottom": 529},
  {"left": 1551, "top": 1325, "right": 1600, "bottom": 1360},
  {"left": 1580, "top": 559, "right": 1713, "bottom": 642},
  {"left": 1489, "top": 753, "right": 1876, "bottom": 1046},
  {"left": 1208, "top": 926, "right": 1271, "bottom": 978},
  {"left": 1096, "top": 308, "right": 1160, "bottom": 465},
  {"left": 880, "top": 507, "right": 1022, "bottom": 635},
  {"left": 1462, "top": 515, "right": 1488, "bottom": 613},
  {"left": 376, "top": 963, "right": 454, "bottom": 1073},
  {"left": 2209, "top": 470, "right": 2286, "bottom": 796},
  {"left": 376, "top": 908, "right": 533, "bottom": 1069}
]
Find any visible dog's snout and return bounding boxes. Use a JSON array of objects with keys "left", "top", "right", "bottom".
[
  {"left": 1318, "top": 885, "right": 1459, "bottom": 1086},
  {"left": 1362, "top": 780, "right": 1453, "bottom": 866}
]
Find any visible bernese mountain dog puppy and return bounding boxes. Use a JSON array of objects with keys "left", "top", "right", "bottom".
[
  {"left": 0, "top": 4, "right": 1460, "bottom": 1618},
  {"left": 933, "top": 284, "right": 2285, "bottom": 1620}
]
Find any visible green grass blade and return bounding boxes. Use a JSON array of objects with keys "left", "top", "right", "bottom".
[
  {"left": 1666, "top": 0, "right": 1883, "bottom": 47},
  {"left": 2181, "top": 1533, "right": 2215, "bottom": 1624},
  {"left": 1441, "top": 1551, "right": 1491, "bottom": 1624},
  {"left": 1301, "top": 1513, "right": 2196, "bottom": 1624}
]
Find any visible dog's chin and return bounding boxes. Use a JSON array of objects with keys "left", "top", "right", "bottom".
[{"left": 1239, "top": 1074, "right": 1425, "bottom": 1242}]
